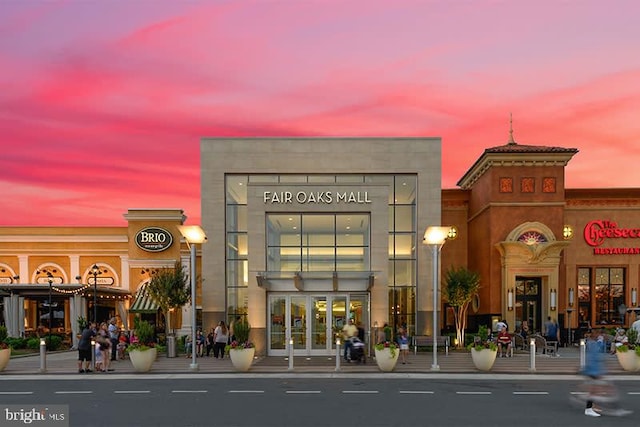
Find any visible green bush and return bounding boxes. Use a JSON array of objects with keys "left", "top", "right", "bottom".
[
  {"left": 27, "top": 335, "right": 63, "bottom": 351},
  {"left": 5, "top": 337, "right": 27, "bottom": 349},
  {"left": 0, "top": 325, "right": 7, "bottom": 342},
  {"left": 27, "top": 337, "right": 40, "bottom": 350},
  {"left": 233, "top": 319, "right": 251, "bottom": 344}
]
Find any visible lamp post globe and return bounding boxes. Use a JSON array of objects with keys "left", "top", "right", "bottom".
[
  {"left": 423, "top": 226, "right": 452, "bottom": 371},
  {"left": 47, "top": 272, "right": 53, "bottom": 349},
  {"left": 91, "top": 264, "right": 100, "bottom": 323},
  {"left": 177, "top": 225, "right": 207, "bottom": 372}
]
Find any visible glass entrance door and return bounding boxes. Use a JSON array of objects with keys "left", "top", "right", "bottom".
[
  {"left": 268, "top": 293, "right": 369, "bottom": 356},
  {"left": 515, "top": 277, "right": 542, "bottom": 333}
]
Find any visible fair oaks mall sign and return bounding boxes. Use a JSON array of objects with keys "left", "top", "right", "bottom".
[
  {"left": 263, "top": 190, "right": 371, "bottom": 204},
  {"left": 584, "top": 220, "right": 640, "bottom": 255}
]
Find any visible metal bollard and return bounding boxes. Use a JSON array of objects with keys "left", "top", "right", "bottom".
[
  {"left": 579, "top": 339, "right": 586, "bottom": 370},
  {"left": 335, "top": 339, "right": 341, "bottom": 372},
  {"left": 91, "top": 340, "right": 96, "bottom": 372},
  {"left": 39, "top": 339, "right": 47, "bottom": 373},
  {"left": 288, "top": 338, "right": 294, "bottom": 371},
  {"left": 529, "top": 338, "right": 536, "bottom": 372}
]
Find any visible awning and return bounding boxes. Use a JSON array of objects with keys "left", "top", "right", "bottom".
[{"left": 129, "top": 284, "right": 160, "bottom": 314}]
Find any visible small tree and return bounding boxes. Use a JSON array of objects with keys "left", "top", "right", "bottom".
[
  {"left": 442, "top": 266, "right": 481, "bottom": 348},
  {"left": 147, "top": 261, "right": 191, "bottom": 336}
]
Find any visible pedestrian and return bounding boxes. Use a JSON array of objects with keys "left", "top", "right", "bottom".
[
  {"left": 213, "top": 321, "right": 229, "bottom": 359},
  {"left": 341, "top": 318, "right": 358, "bottom": 361},
  {"left": 108, "top": 317, "right": 119, "bottom": 362},
  {"left": 580, "top": 330, "right": 632, "bottom": 417},
  {"left": 77, "top": 322, "right": 96, "bottom": 373},
  {"left": 398, "top": 327, "right": 409, "bottom": 364}
]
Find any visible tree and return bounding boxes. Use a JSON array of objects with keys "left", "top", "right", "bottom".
[
  {"left": 442, "top": 266, "right": 481, "bottom": 348},
  {"left": 146, "top": 261, "right": 191, "bottom": 336}
]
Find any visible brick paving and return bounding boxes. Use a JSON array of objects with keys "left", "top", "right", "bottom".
[{"left": 0, "top": 346, "right": 633, "bottom": 376}]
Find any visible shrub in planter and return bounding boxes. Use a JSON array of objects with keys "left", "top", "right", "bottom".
[{"left": 0, "top": 326, "right": 8, "bottom": 350}]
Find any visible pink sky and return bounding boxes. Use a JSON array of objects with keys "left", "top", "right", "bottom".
[{"left": 1, "top": 1, "right": 639, "bottom": 226}]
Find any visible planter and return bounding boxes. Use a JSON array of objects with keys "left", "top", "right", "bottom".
[
  {"left": 129, "top": 347, "right": 157, "bottom": 373},
  {"left": 615, "top": 350, "right": 640, "bottom": 372},
  {"left": 374, "top": 347, "right": 399, "bottom": 372},
  {"left": 229, "top": 347, "right": 255, "bottom": 372},
  {"left": 471, "top": 347, "right": 497, "bottom": 371},
  {"left": 0, "top": 348, "right": 10, "bottom": 372}
]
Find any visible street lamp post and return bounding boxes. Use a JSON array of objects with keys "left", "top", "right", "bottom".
[
  {"left": 91, "top": 264, "right": 100, "bottom": 323},
  {"left": 423, "top": 226, "right": 451, "bottom": 371},
  {"left": 46, "top": 272, "right": 53, "bottom": 349},
  {"left": 178, "top": 225, "right": 207, "bottom": 372}
]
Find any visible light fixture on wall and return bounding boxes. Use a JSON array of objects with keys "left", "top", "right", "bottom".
[
  {"left": 563, "top": 225, "right": 574, "bottom": 240},
  {"left": 568, "top": 288, "right": 575, "bottom": 307},
  {"left": 507, "top": 288, "right": 514, "bottom": 311},
  {"left": 632, "top": 288, "right": 637, "bottom": 307},
  {"left": 550, "top": 289, "right": 557, "bottom": 311}
]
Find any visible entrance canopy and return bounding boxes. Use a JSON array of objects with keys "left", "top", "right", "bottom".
[{"left": 129, "top": 284, "right": 160, "bottom": 314}]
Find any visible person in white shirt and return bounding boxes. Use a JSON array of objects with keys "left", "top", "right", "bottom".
[{"left": 631, "top": 318, "right": 640, "bottom": 344}]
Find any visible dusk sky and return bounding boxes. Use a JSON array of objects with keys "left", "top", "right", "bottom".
[{"left": 2, "top": 1, "right": 639, "bottom": 226}]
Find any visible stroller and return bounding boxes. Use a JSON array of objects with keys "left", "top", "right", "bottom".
[{"left": 348, "top": 337, "right": 366, "bottom": 364}]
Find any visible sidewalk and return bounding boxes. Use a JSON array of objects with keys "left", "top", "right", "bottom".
[{"left": 1, "top": 346, "right": 633, "bottom": 376}]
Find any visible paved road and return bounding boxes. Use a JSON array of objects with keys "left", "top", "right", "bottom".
[{"left": 0, "top": 378, "right": 637, "bottom": 427}]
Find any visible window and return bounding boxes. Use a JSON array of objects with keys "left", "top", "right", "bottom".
[{"left": 266, "top": 213, "right": 370, "bottom": 272}]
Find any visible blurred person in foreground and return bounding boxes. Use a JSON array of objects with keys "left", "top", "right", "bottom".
[{"left": 580, "top": 330, "right": 632, "bottom": 417}]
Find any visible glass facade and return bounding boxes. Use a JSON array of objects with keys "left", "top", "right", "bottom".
[{"left": 225, "top": 174, "right": 418, "bottom": 334}]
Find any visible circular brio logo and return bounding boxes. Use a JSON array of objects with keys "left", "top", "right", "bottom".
[{"left": 135, "top": 227, "right": 173, "bottom": 252}]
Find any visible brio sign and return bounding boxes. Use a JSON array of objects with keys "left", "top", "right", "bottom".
[{"left": 135, "top": 227, "right": 173, "bottom": 252}]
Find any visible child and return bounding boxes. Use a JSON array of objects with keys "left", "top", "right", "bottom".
[{"left": 398, "top": 328, "right": 409, "bottom": 364}]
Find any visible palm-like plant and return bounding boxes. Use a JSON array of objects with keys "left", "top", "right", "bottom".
[
  {"left": 146, "top": 261, "right": 191, "bottom": 336},
  {"left": 442, "top": 266, "right": 481, "bottom": 348}
]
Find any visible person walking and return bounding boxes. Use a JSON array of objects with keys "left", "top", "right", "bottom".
[
  {"left": 341, "top": 318, "right": 358, "bottom": 362},
  {"left": 213, "top": 321, "right": 229, "bottom": 359},
  {"left": 77, "top": 322, "right": 96, "bottom": 373},
  {"left": 580, "top": 330, "right": 632, "bottom": 417},
  {"left": 108, "top": 317, "right": 119, "bottom": 362}
]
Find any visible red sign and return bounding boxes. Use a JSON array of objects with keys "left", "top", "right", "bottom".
[{"left": 584, "top": 220, "right": 640, "bottom": 247}]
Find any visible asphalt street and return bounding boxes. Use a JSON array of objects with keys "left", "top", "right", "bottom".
[{"left": 0, "top": 378, "right": 638, "bottom": 427}]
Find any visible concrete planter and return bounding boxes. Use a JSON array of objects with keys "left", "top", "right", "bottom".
[
  {"left": 129, "top": 347, "right": 157, "bottom": 373},
  {"left": 229, "top": 347, "right": 255, "bottom": 372},
  {"left": 374, "top": 347, "right": 399, "bottom": 372},
  {"left": 615, "top": 350, "right": 640, "bottom": 372},
  {"left": 471, "top": 347, "right": 497, "bottom": 371},
  {"left": 0, "top": 348, "right": 10, "bottom": 372}
]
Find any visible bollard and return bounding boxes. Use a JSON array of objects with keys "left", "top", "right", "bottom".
[
  {"left": 91, "top": 340, "right": 96, "bottom": 372},
  {"left": 529, "top": 338, "right": 536, "bottom": 372},
  {"left": 335, "top": 339, "right": 341, "bottom": 372},
  {"left": 39, "top": 339, "right": 47, "bottom": 373},
  {"left": 288, "top": 338, "right": 294, "bottom": 371},
  {"left": 579, "top": 339, "right": 586, "bottom": 370}
]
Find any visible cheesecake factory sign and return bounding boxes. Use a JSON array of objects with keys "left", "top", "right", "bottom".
[
  {"left": 584, "top": 220, "right": 640, "bottom": 255},
  {"left": 263, "top": 191, "right": 371, "bottom": 204}
]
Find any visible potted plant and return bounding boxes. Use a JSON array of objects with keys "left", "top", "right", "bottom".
[
  {"left": 374, "top": 340, "right": 399, "bottom": 372},
  {"left": 443, "top": 266, "right": 481, "bottom": 349},
  {"left": 615, "top": 328, "right": 640, "bottom": 371},
  {"left": 468, "top": 325, "right": 498, "bottom": 371},
  {"left": 146, "top": 261, "right": 191, "bottom": 358},
  {"left": 0, "top": 326, "right": 11, "bottom": 372},
  {"left": 126, "top": 319, "right": 157, "bottom": 372},
  {"left": 226, "top": 319, "right": 255, "bottom": 372}
]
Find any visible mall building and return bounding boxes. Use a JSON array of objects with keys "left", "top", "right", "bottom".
[{"left": 2, "top": 136, "right": 640, "bottom": 355}]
